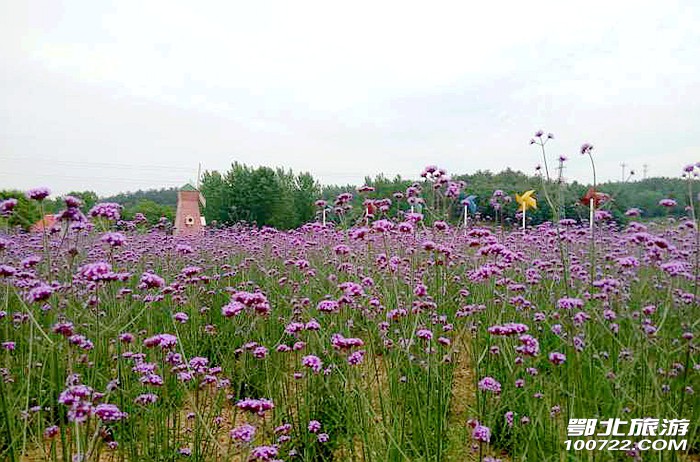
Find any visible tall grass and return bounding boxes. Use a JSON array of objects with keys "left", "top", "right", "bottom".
[{"left": 0, "top": 184, "right": 698, "bottom": 462}]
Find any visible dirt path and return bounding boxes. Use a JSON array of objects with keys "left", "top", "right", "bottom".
[{"left": 445, "top": 331, "right": 510, "bottom": 462}]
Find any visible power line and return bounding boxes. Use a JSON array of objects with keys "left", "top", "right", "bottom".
[
  {"left": 0, "top": 156, "right": 420, "bottom": 179},
  {"left": 0, "top": 171, "right": 188, "bottom": 184},
  {"left": 0, "top": 156, "right": 195, "bottom": 173}
]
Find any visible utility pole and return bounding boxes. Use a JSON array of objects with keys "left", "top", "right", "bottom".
[
  {"left": 557, "top": 162, "right": 566, "bottom": 219},
  {"left": 643, "top": 164, "right": 648, "bottom": 180},
  {"left": 620, "top": 162, "right": 627, "bottom": 182},
  {"left": 557, "top": 160, "right": 565, "bottom": 182}
]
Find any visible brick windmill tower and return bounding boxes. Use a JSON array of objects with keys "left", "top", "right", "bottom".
[{"left": 174, "top": 168, "right": 206, "bottom": 236}]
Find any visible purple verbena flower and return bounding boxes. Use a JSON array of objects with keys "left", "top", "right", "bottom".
[
  {"left": 472, "top": 424, "right": 491, "bottom": 443},
  {"left": 89, "top": 202, "right": 122, "bottom": 220},
  {"left": 549, "top": 352, "right": 566, "bottom": 365},
  {"left": 230, "top": 423, "right": 256, "bottom": 443},
  {"left": 308, "top": 420, "right": 321, "bottom": 433},
  {"left": 302, "top": 355, "right": 323, "bottom": 373},
  {"left": 478, "top": 377, "right": 502, "bottom": 394},
  {"left": 26, "top": 187, "right": 51, "bottom": 201}
]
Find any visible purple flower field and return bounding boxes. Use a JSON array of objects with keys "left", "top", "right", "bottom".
[{"left": 0, "top": 160, "right": 699, "bottom": 461}]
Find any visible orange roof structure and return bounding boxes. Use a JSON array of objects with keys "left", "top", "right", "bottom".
[{"left": 31, "top": 214, "right": 57, "bottom": 232}]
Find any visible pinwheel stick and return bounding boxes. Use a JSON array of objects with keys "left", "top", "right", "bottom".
[
  {"left": 522, "top": 208, "right": 526, "bottom": 230},
  {"left": 589, "top": 197, "right": 594, "bottom": 232},
  {"left": 322, "top": 208, "right": 326, "bottom": 227},
  {"left": 464, "top": 204, "right": 468, "bottom": 228}
]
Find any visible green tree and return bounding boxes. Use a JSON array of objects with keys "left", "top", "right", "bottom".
[
  {"left": 200, "top": 170, "right": 230, "bottom": 226},
  {"left": 102, "top": 187, "right": 178, "bottom": 209},
  {"left": 294, "top": 171, "right": 321, "bottom": 224},
  {"left": 200, "top": 162, "right": 321, "bottom": 229},
  {"left": 122, "top": 199, "right": 174, "bottom": 224},
  {"left": 0, "top": 190, "right": 42, "bottom": 230},
  {"left": 45, "top": 191, "right": 99, "bottom": 214}
]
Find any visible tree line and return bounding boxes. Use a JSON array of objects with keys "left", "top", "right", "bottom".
[
  {"left": 199, "top": 163, "right": 319, "bottom": 229},
  {"left": 0, "top": 189, "right": 175, "bottom": 230},
  {"left": 1, "top": 165, "right": 694, "bottom": 231},
  {"left": 322, "top": 168, "right": 692, "bottom": 225}
]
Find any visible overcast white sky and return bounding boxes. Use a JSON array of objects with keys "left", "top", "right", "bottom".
[{"left": 1, "top": 0, "right": 699, "bottom": 195}]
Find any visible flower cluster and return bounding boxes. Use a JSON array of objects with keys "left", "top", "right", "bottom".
[{"left": 89, "top": 202, "right": 122, "bottom": 220}]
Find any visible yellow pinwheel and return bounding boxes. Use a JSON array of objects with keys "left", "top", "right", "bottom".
[
  {"left": 515, "top": 190, "right": 537, "bottom": 212},
  {"left": 515, "top": 190, "right": 537, "bottom": 229}
]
